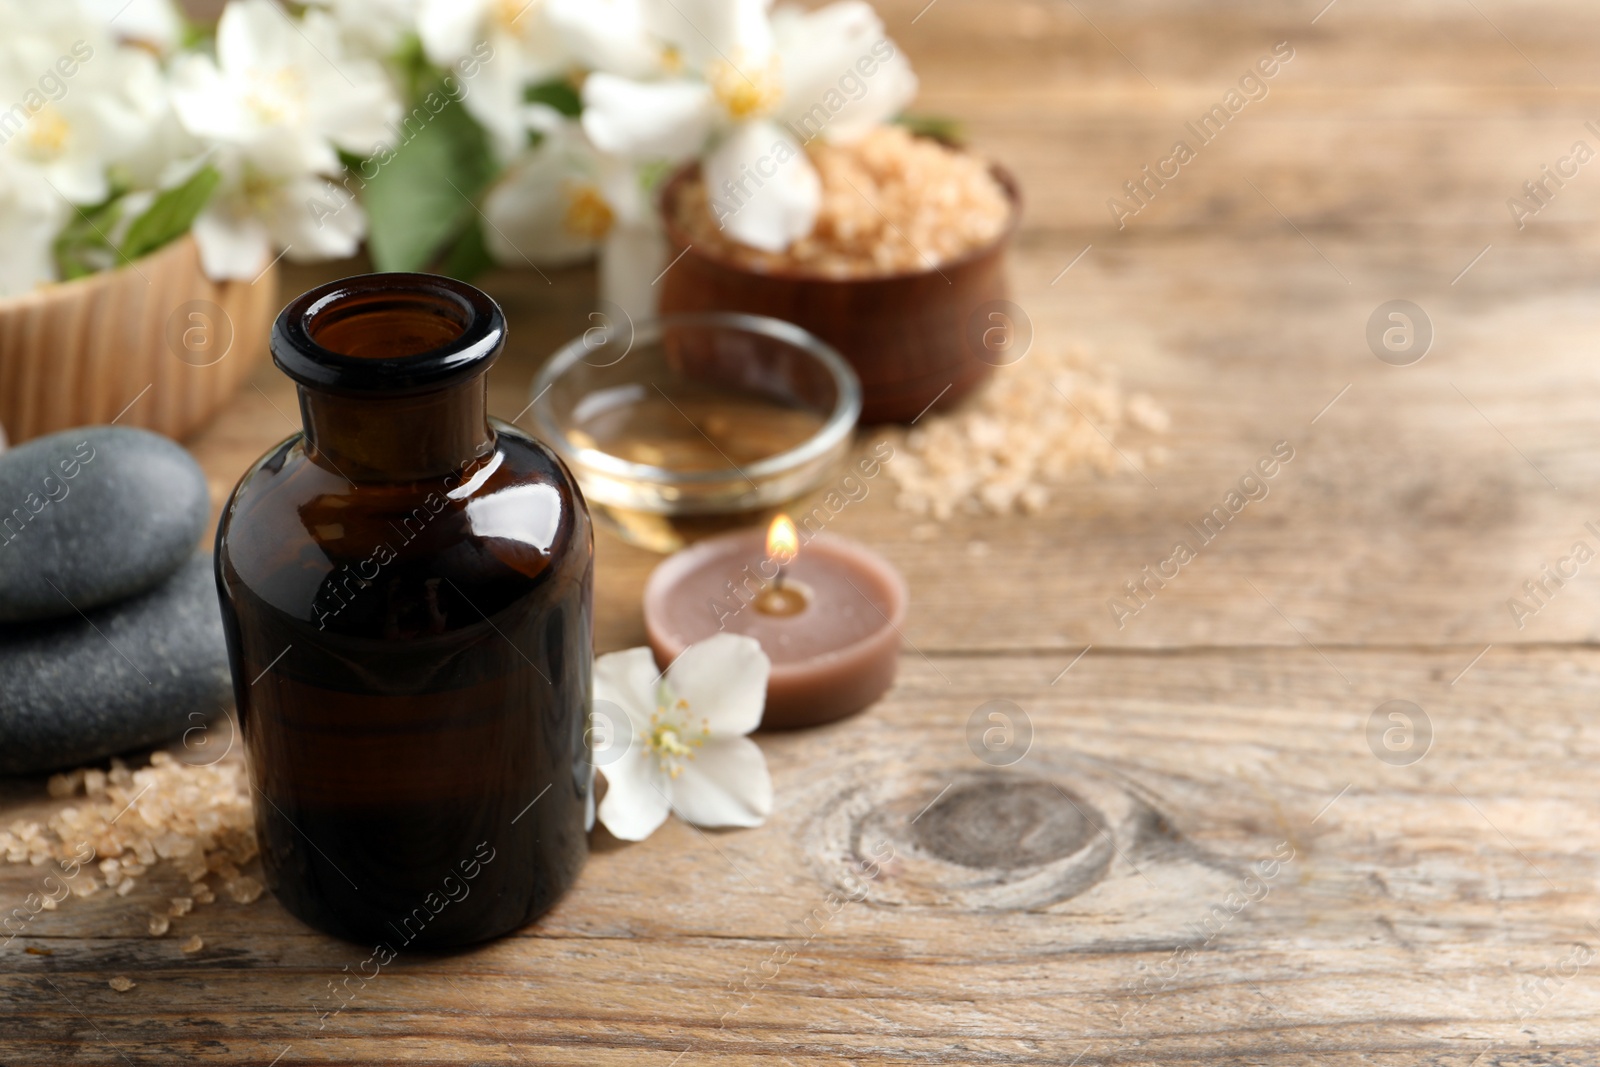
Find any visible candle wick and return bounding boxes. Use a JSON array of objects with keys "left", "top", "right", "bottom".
[{"left": 774, "top": 563, "right": 786, "bottom": 592}]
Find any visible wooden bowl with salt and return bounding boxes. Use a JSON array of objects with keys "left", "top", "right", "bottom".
[{"left": 657, "top": 128, "right": 1021, "bottom": 424}]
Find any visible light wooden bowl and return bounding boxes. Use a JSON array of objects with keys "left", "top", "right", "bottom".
[{"left": 0, "top": 234, "right": 277, "bottom": 444}]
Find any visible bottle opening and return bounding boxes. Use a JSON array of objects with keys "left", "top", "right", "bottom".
[
  {"left": 272, "top": 273, "right": 505, "bottom": 394},
  {"left": 308, "top": 290, "right": 471, "bottom": 360}
]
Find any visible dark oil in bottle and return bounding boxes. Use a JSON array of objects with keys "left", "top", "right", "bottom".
[{"left": 214, "top": 274, "right": 592, "bottom": 948}]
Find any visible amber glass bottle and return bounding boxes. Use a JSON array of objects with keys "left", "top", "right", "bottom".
[{"left": 215, "top": 274, "right": 592, "bottom": 948}]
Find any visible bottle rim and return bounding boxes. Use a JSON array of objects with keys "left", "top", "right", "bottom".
[{"left": 271, "top": 273, "right": 506, "bottom": 394}]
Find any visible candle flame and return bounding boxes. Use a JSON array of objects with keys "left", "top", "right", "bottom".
[{"left": 767, "top": 513, "right": 799, "bottom": 563}]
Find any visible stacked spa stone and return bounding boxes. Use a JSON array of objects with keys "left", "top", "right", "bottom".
[{"left": 0, "top": 427, "right": 231, "bottom": 775}]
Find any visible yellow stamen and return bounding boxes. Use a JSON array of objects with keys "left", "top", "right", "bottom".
[
  {"left": 643, "top": 694, "right": 711, "bottom": 779},
  {"left": 244, "top": 68, "right": 307, "bottom": 127},
  {"left": 22, "top": 107, "right": 69, "bottom": 160},
  {"left": 708, "top": 56, "right": 783, "bottom": 121},
  {"left": 563, "top": 183, "right": 614, "bottom": 240},
  {"left": 493, "top": 0, "right": 537, "bottom": 33},
  {"left": 240, "top": 170, "right": 280, "bottom": 214}
]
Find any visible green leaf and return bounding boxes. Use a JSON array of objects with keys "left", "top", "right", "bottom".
[
  {"left": 121, "top": 164, "right": 221, "bottom": 262},
  {"left": 437, "top": 217, "right": 494, "bottom": 281},
  {"left": 362, "top": 75, "right": 499, "bottom": 273},
  {"left": 524, "top": 77, "right": 582, "bottom": 118},
  {"left": 894, "top": 113, "right": 965, "bottom": 146},
  {"left": 53, "top": 195, "right": 124, "bottom": 281},
  {"left": 637, "top": 159, "right": 673, "bottom": 196},
  {"left": 389, "top": 32, "right": 434, "bottom": 100}
]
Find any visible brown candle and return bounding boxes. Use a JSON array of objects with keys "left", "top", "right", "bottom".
[{"left": 643, "top": 516, "right": 907, "bottom": 728}]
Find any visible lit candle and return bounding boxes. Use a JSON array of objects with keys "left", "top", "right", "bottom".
[{"left": 643, "top": 515, "right": 908, "bottom": 728}]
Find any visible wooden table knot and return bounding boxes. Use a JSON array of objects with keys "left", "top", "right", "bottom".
[{"left": 800, "top": 759, "right": 1184, "bottom": 912}]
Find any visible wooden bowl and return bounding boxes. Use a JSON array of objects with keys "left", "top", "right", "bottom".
[
  {"left": 657, "top": 161, "right": 1021, "bottom": 424},
  {"left": 0, "top": 234, "right": 277, "bottom": 444}
]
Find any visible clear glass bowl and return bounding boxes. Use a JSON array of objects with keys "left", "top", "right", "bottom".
[{"left": 531, "top": 312, "right": 862, "bottom": 553}]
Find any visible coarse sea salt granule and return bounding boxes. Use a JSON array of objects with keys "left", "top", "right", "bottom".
[
  {"left": 872, "top": 346, "right": 1169, "bottom": 521},
  {"left": 1, "top": 753, "right": 260, "bottom": 938},
  {"left": 675, "top": 125, "right": 1012, "bottom": 277}
]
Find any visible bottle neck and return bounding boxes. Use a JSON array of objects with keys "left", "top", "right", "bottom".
[{"left": 299, "top": 373, "right": 494, "bottom": 482}]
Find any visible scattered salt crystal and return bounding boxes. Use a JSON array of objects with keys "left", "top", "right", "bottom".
[
  {"left": 226, "top": 876, "right": 264, "bottom": 905},
  {"left": 3, "top": 753, "right": 259, "bottom": 927},
  {"left": 108, "top": 976, "right": 135, "bottom": 992},
  {"left": 1127, "top": 393, "right": 1171, "bottom": 434},
  {"left": 874, "top": 346, "right": 1169, "bottom": 521},
  {"left": 180, "top": 935, "right": 203, "bottom": 954}
]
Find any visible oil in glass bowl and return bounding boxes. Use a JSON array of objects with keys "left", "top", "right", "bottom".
[{"left": 533, "top": 313, "right": 861, "bottom": 553}]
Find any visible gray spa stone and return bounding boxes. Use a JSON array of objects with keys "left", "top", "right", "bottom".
[
  {"left": 0, "top": 555, "right": 231, "bottom": 775},
  {"left": 0, "top": 426, "right": 209, "bottom": 622}
]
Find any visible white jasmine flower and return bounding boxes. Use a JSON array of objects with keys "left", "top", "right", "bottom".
[
  {"left": 482, "top": 107, "right": 664, "bottom": 319},
  {"left": 168, "top": 0, "right": 399, "bottom": 279},
  {"left": 482, "top": 107, "right": 615, "bottom": 267},
  {"left": 302, "top": 0, "right": 422, "bottom": 60},
  {"left": 416, "top": 0, "right": 568, "bottom": 162},
  {"left": 190, "top": 140, "right": 367, "bottom": 280},
  {"left": 105, "top": 47, "right": 196, "bottom": 191},
  {"left": 545, "top": 0, "right": 664, "bottom": 81},
  {"left": 641, "top": 0, "right": 773, "bottom": 72},
  {"left": 0, "top": 155, "right": 66, "bottom": 295},
  {"left": 0, "top": 2, "right": 173, "bottom": 204},
  {"left": 700, "top": 117, "right": 818, "bottom": 255},
  {"left": 80, "top": 0, "right": 183, "bottom": 53},
  {"left": 169, "top": 0, "right": 398, "bottom": 175},
  {"left": 581, "top": 74, "right": 715, "bottom": 162},
  {"left": 594, "top": 634, "right": 773, "bottom": 842},
  {"left": 769, "top": 1, "right": 917, "bottom": 144},
  {"left": 578, "top": 0, "right": 916, "bottom": 252}
]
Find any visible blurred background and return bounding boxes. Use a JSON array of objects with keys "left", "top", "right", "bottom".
[{"left": 6, "top": 2, "right": 1600, "bottom": 1063}]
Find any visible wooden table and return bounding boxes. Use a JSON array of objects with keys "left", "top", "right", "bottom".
[{"left": 9, "top": 0, "right": 1600, "bottom": 1061}]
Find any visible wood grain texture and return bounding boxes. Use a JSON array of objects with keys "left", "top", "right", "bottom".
[
  {"left": 0, "top": 235, "right": 276, "bottom": 445},
  {"left": 7, "top": 0, "right": 1600, "bottom": 1062}
]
